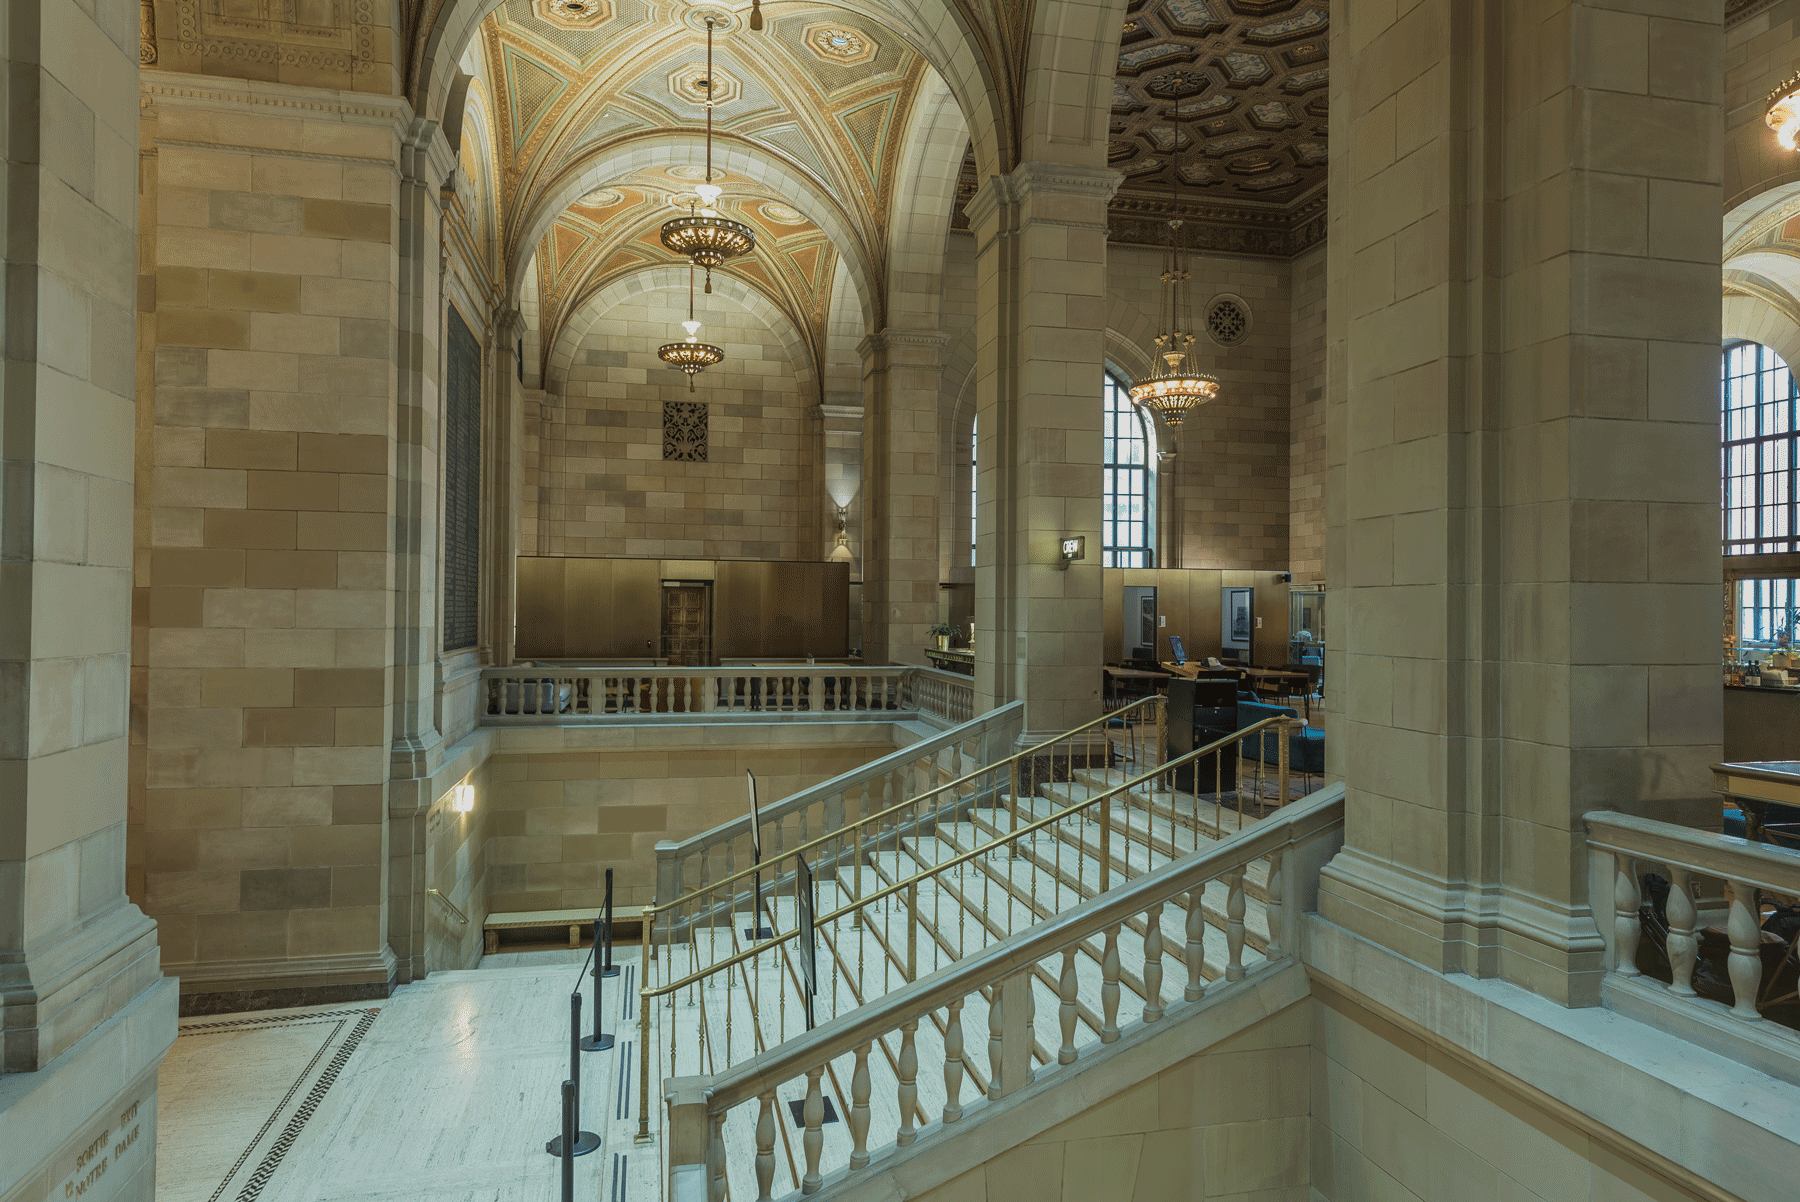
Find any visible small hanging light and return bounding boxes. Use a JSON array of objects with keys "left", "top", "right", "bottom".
[
  {"left": 1129, "top": 175, "right": 1219, "bottom": 431},
  {"left": 660, "top": 16, "right": 754, "bottom": 292},
  {"left": 659, "top": 261, "right": 724, "bottom": 390}
]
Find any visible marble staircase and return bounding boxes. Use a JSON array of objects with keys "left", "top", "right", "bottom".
[{"left": 636, "top": 735, "right": 1340, "bottom": 1202}]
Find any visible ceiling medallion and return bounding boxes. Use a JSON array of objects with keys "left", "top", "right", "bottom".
[
  {"left": 659, "top": 262, "right": 725, "bottom": 390},
  {"left": 577, "top": 187, "right": 625, "bottom": 208},
  {"left": 667, "top": 61, "right": 742, "bottom": 107},
  {"left": 760, "top": 201, "right": 806, "bottom": 225},
  {"left": 659, "top": 16, "right": 756, "bottom": 292},
  {"left": 680, "top": 5, "right": 737, "bottom": 32},
  {"left": 535, "top": 0, "right": 611, "bottom": 28},
  {"left": 802, "top": 22, "right": 877, "bottom": 64},
  {"left": 1128, "top": 186, "right": 1220, "bottom": 433}
]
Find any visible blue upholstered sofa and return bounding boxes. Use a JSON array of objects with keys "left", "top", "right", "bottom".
[{"left": 1236, "top": 699, "right": 1324, "bottom": 775}]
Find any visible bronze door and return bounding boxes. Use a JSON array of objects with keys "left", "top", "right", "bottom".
[{"left": 661, "top": 584, "right": 711, "bottom": 666}]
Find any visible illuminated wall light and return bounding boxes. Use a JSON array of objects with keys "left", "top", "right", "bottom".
[{"left": 451, "top": 782, "right": 475, "bottom": 813}]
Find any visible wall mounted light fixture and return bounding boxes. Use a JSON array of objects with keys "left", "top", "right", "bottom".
[{"left": 451, "top": 782, "right": 475, "bottom": 813}]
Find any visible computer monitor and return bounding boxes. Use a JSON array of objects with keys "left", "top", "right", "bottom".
[{"left": 1168, "top": 635, "right": 1186, "bottom": 665}]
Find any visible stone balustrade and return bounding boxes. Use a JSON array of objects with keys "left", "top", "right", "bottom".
[{"left": 481, "top": 665, "right": 973, "bottom": 725}]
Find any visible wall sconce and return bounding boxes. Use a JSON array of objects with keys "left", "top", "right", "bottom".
[
  {"left": 451, "top": 782, "right": 475, "bottom": 813},
  {"left": 828, "top": 504, "right": 853, "bottom": 563},
  {"left": 1057, "top": 536, "right": 1086, "bottom": 570},
  {"left": 1770, "top": 73, "right": 1800, "bottom": 150}
]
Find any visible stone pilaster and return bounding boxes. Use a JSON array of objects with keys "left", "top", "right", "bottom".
[
  {"left": 964, "top": 162, "right": 1120, "bottom": 742},
  {"left": 2, "top": 0, "right": 178, "bottom": 1196},
  {"left": 858, "top": 329, "right": 947, "bottom": 666},
  {"left": 1317, "top": 0, "right": 1724, "bottom": 1005}
]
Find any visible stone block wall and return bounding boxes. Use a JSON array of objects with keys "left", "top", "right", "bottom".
[
  {"left": 133, "top": 77, "right": 410, "bottom": 1007},
  {"left": 532, "top": 289, "right": 812, "bottom": 560},
  {"left": 483, "top": 728, "right": 899, "bottom": 911},
  {"left": 1104, "top": 244, "right": 1292, "bottom": 571},
  {"left": 1288, "top": 245, "right": 1326, "bottom": 583}
]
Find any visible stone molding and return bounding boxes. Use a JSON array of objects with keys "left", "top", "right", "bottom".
[
  {"left": 856, "top": 327, "right": 949, "bottom": 367},
  {"left": 166, "top": 945, "right": 398, "bottom": 990},
  {"left": 141, "top": 71, "right": 412, "bottom": 125}
]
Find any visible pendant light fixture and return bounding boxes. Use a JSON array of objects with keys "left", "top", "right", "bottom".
[
  {"left": 660, "top": 16, "right": 755, "bottom": 293},
  {"left": 658, "top": 261, "right": 724, "bottom": 390},
  {"left": 1129, "top": 176, "right": 1219, "bottom": 430}
]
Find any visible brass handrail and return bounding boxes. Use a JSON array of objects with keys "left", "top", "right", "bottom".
[
  {"left": 643, "top": 693, "right": 1165, "bottom": 920},
  {"left": 641, "top": 713, "right": 1298, "bottom": 1000},
  {"left": 426, "top": 888, "right": 469, "bottom": 926}
]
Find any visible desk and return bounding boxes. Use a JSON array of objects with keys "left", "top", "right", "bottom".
[{"left": 1104, "top": 666, "right": 1170, "bottom": 710}]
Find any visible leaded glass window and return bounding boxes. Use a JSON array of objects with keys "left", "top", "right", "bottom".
[
  {"left": 1724, "top": 341, "right": 1798, "bottom": 555},
  {"left": 1103, "top": 373, "right": 1153, "bottom": 567}
]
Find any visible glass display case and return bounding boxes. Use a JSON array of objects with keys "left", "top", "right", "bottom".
[{"left": 1289, "top": 588, "right": 1325, "bottom": 665}]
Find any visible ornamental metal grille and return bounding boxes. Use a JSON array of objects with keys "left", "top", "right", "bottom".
[
  {"left": 1205, "top": 295, "right": 1249, "bottom": 347},
  {"left": 664, "top": 401, "right": 708, "bottom": 461},
  {"left": 443, "top": 308, "right": 481, "bottom": 652}
]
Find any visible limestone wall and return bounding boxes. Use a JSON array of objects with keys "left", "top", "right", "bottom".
[
  {"left": 483, "top": 727, "right": 901, "bottom": 912},
  {"left": 532, "top": 289, "right": 814, "bottom": 560}
]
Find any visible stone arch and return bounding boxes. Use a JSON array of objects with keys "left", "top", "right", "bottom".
[
  {"left": 507, "top": 131, "right": 879, "bottom": 330},
  {"left": 1724, "top": 294, "right": 1800, "bottom": 371},
  {"left": 885, "top": 74, "right": 969, "bottom": 329},
  {"left": 1017, "top": 0, "right": 1133, "bottom": 165},
  {"left": 545, "top": 265, "right": 815, "bottom": 396}
]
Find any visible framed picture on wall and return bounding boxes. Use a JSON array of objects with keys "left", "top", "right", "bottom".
[{"left": 1222, "top": 587, "right": 1254, "bottom": 659}]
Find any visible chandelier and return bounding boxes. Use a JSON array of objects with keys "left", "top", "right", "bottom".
[
  {"left": 1770, "top": 73, "right": 1800, "bottom": 150},
  {"left": 658, "top": 262, "right": 724, "bottom": 390},
  {"left": 660, "top": 16, "right": 754, "bottom": 292},
  {"left": 1128, "top": 201, "right": 1219, "bottom": 429}
]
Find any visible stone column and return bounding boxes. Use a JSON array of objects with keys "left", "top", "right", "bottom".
[
  {"left": 486, "top": 309, "right": 526, "bottom": 666},
  {"left": 1317, "top": 1, "right": 1723, "bottom": 1005},
  {"left": 1, "top": 0, "right": 177, "bottom": 1195},
  {"left": 858, "top": 329, "right": 946, "bottom": 666},
  {"left": 964, "top": 163, "right": 1120, "bottom": 742}
]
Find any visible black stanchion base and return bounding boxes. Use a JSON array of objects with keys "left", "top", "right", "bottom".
[
  {"left": 601, "top": 965, "right": 620, "bottom": 978},
  {"left": 546, "top": 1130, "right": 601, "bottom": 1157},
  {"left": 744, "top": 926, "right": 776, "bottom": 940},
  {"left": 579, "top": 1033, "right": 615, "bottom": 1052}
]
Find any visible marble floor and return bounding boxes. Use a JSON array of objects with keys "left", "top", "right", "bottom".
[{"left": 157, "top": 949, "right": 655, "bottom": 1202}]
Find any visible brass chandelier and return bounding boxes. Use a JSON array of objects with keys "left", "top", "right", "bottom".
[
  {"left": 658, "top": 261, "right": 724, "bottom": 390},
  {"left": 1128, "top": 191, "right": 1219, "bottom": 429},
  {"left": 660, "top": 16, "right": 754, "bottom": 293}
]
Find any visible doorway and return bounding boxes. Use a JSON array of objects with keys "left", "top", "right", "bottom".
[
  {"left": 1122, "top": 585, "right": 1157, "bottom": 661},
  {"left": 661, "top": 582, "right": 712, "bottom": 666}
]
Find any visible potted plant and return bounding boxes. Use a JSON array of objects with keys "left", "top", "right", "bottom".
[{"left": 927, "top": 622, "right": 957, "bottom": 651}]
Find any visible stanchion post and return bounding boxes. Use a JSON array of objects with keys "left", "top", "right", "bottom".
[
  {"left": 582, "top": 928, "right": 614, "bottom": 1052},
  {"left": 560, "top": 1080, "right": 575, "bottom": 1201},
  {"left": 549, "top": 992, "right": 601, "bottom": 1153},
  {"left": 601, "top": 868, "right": 618, "bottom": 978}
]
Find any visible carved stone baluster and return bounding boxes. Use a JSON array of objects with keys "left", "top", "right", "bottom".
[
  {"left": 754, "top": 1091, "right": 777, "bottom": 1202},
  {"left": 1101, "top": 923, "right": 1121, "bottom": 1043},
  {"left": 1666, "top": 867, "right": 1697, "bottom": 997},
  {"left": 943, "top": 998, "right": 966, "bottom": 1122},
  {"left": 1225, "top": 869, "right": 1246, "bottom": 982},
  {"left": 987, "top": 984, "right": 1005, "bottom": 1097},
  {"left": 1185, "top": 886, "right": 1207, "bottom": 1001},
  {"left": 1727, "top": 878, "right": 1764, "bottom": 1021},
  {"left": 801, "top": 1066, "right": 825, "bottom": 1193},
  {"left": 1143, "top": 902, "right": 1165, "bottom": 1022},
  {"left": 1264, "top": 850, "right": 1285, "bottom": 958},
  {"left": 1059, "top": 946, "right": 1079, "bottom": 1063},
  {"left": 849, "top": 1042, "right": 872, "bottom": 1169},
  {"left": 896, "top": 1020, "right": 919, "bottom": 1146},
  {"left": 1614, "top": 854, "right": 1641, "bottom": 977}
]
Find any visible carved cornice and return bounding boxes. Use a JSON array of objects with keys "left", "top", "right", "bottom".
[
  {"left": 1728, "top": 0, "right": 1783, "bottom": 28},
  {"left": 140, "top": 72, "right": 413, "bottom": 126}
]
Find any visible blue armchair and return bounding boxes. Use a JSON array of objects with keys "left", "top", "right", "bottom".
[{"left": 1236, "top": 700, "right": 1324, "bottom": 775}]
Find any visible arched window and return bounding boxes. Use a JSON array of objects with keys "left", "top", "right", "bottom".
[
  {"left": 1724, "top": 341, "right": 1799, "bottom": 555},
  {"left": 1103, "top": 372, "right": 1154, "bottom": 567}
]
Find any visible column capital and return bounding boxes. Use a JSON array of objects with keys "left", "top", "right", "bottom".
[
  {"left": 964, "top": 161, "right": 1122, "bottom": 237},
  {"left": 857, "top": 327, "right": 949, "bottom": 366},
  {"left": 819, "top": 403, "right": 864, "bottom": 423}
]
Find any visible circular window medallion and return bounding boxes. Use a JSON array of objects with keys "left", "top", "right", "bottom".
[{"left": 1204, "top": 294, "right": 1251, "bottom": 347}]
